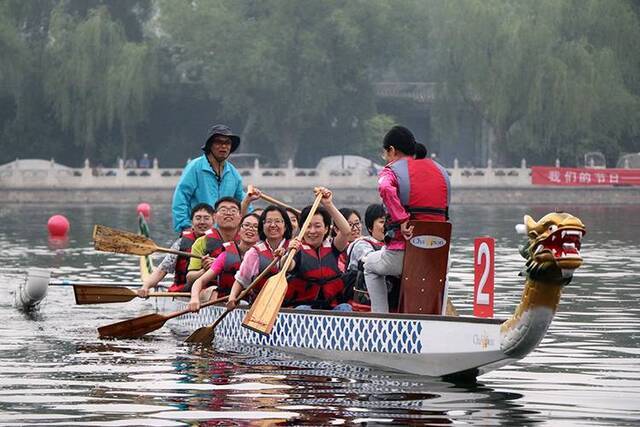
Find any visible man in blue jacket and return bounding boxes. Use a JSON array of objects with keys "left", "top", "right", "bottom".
[{"left": 172, "top": 124, "right": 246, "bottom": 232}]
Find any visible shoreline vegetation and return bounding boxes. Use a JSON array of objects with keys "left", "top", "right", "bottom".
[{"left": 1, "top": 1, "right": 639, "bottom": 169}]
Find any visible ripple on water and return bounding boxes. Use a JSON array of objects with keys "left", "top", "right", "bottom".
[{"left": 1, "top": 204, "right": 639, "bottom": 425}]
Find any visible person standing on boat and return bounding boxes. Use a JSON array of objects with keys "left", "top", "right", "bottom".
[
  {"left": 284, "top": 187, "right": 353, "bottom": 311},
  {"left": 186, "top": 197, "right": 242, "bottom": 286},
  {"left": 226, "top": 205, "right": 294, "bottom": 309},
  {"left": 363, "top": 125, "right": 450, "bottom": 313},
  {"left": 172, "top": 124, "right": 245, "bottom": 233},
  {"left": 187, "top": 213, "right": 261, "bottom": 312},
  {"left": 136, "top": 203, "right": 215, "bottom": 297}
]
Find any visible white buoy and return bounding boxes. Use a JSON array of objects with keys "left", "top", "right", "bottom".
[{"left": 16, "top": 268, "right": 50, "bottom": 311}]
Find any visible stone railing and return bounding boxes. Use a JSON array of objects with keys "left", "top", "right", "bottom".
[{"left": 0, "top": 157, "right": 533, "bottom": 189}]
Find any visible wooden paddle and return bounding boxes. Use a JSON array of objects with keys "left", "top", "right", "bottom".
[
  {"left": 249, "top": 185, "right": 301, "bottom": 215},
  {"left": 93, "top": 224, "right": 202, "bottom": 258},
  {"left": 73, "top": 284, "right": 190, "bottom": 305},
  {"left": 184, "top": 255, "right": 283, "bottom": 345},
  {"left": 98, "top": 294, "right": 229, "bottom": 339},
  {"left": 49, "top": 280, "right": 172, "bottom": 287},
  {"left": 242, "top": 191, "right": 323, "bottom": 335}
]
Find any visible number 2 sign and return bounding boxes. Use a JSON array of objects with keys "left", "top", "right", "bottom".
[{"left": 474, "top": 237, "right": 495, "bottom": 318}]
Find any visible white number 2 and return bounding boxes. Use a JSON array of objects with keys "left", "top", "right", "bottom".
[{"left": 476, "top": 242, "right": 490, "bottom": 305}]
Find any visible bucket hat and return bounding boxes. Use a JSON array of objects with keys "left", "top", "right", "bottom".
[{"left": 201, "top": 124, "right": 241, "bottom": 153}]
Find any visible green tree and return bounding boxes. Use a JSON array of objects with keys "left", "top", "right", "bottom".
[
  {"left": 156, "top": 0, "right": 419, "bottom": 165},
  {"left": 44, "top": 5, "right": 157, "bottom": 160},
  {"left": 362, "top": 114, "right": 396, "bottom": 160},
  {"left": 428, "top": 0, "right": 640, "bottom": 166},
  {"left": 0, "top": 5, "right": 26, "bottom": 98}
]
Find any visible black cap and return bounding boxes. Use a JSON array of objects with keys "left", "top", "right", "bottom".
[{"left": 201, "top": 124, "right": 241, "bottom": 153}]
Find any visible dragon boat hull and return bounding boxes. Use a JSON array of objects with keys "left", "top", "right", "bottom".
[
  {"left": 159, "top": 297, "right": 513, "bottom": 378},
  {"left": 139, "top": 211, "right": 586, "bottom": 379}
]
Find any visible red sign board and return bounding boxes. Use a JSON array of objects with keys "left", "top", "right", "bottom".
[
  {"left": 474, "top": 237, "right": 495, "bottom": 318},
  {"left": 531, "top": 166, "right": 640, "bottom": 186}
]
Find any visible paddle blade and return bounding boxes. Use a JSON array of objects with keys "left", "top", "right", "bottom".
[
  {"left": 184, "top": 325, "right": 215, "bottom": 345},
  {"left": 242, "top": 272, "right": 288, "bottom": 335},
  {"left": 74, "top": 285, "right": 136, "bottom": 305},
  {"left": 93, "top": 224, "right": 157, "bottom": 256},
  {"left": 98, "top": 313, "right": 168, "bottom": 338}
]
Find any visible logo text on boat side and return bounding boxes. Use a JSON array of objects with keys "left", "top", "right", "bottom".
[
  {"left": 473, "top": 333, "right": 494, "bottom": 349},
  {"left": 409, "top": 235, "right": 447, "bottom": 249}
]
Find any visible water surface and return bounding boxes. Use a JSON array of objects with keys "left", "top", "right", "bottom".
[{"left": 1, "top": 202, "right": 639, "bottom": 425}]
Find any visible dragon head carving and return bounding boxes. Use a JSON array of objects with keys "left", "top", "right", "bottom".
[{"left": 516, "top": 212, "right": 586, "bottom": 284}]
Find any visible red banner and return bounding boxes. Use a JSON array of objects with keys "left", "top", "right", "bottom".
[{"left": 531, "top": 166, "right": 640, "bottom": 186}]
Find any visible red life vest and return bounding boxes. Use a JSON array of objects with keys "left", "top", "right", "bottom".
[
  {"left": 198, "top": 228, "right": 230, "bottom": 288},
  {"left": 286, "top": 239, "right": 346, "bottom": 309},
  {"left": 204, "top": 228, "right": 226, "bottom": 258},
  {"left": 388, "top": 157, "right": 450, "bottom": 221},
  {"left": 252, "top": 240, "right": 291, "bottom": 297},
  {"left": 216, "top": 241, "right": 242, "bottom": 295},
  {"left": 169, "top": 230, "right": 197, "bottom": 292},
  {"left": 337, "top": 251, "right": 348, "bottom": 273}
]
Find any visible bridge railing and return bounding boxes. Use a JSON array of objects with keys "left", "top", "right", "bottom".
[{"left": 0, "top": 158, "right": 533, "bottom": 189}]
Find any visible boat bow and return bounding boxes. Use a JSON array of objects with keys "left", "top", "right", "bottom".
[{"left": 500, "top": 212, "right": 586, "bottom": 358}]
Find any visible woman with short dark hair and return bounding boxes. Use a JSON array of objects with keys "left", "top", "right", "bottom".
[
  {"left": 226, "top": 205, "right": 293, "bottom": 309},
  {"left": 285, "top": 187, "right": 353, "bottom": 310}
]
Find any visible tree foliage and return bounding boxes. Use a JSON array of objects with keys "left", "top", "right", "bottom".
[
  {"left": 0, "top": 0, "right": 639, "bottom": 167},
  {"left": 0, "top": 3, "right": 26, "bottom": 99},
  {"left": 428, "top": 0, "right": 640, "bottom": 166},
  {"left": 44, "top": 5, "right": 157, "bottom": 159},
  {"left": 155, "top": 0, "right": 418, "bottom": 165}
]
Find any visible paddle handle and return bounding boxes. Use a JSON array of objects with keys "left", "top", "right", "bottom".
[
  {"left": 240, "top": 256, "right": 280, "bottom": 298},
  {"left": 173, "top": 256, "right": 281, "bottom": 322},
  {"left": 259, "top": 193, "right": 301, "bottom": 215},
  {"left": 280, "top": 192, "right": 323, "bottom": 272},
  {"left": 167, "top": 295, "right": 229, "bottom": 320},
  {"left": 148, "top": 292, "right": 190, "bottom": 298},
  {"left": 208, "top": 256, "right": 282, "bottom": 331},
  {"left": 49, "top": 281, "right": 172, "bottom": 287},
  {"left": 156, "top": 247, "right": 203, "bottom": 259}
]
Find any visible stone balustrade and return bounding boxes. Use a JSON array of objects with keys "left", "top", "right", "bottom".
[{"left": 0, "top": 157, "right": 533, "bottom": 189}]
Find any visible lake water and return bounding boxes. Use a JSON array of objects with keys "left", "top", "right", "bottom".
[{"left": 1, "top": 202, "right": 639, "bottom": 426}]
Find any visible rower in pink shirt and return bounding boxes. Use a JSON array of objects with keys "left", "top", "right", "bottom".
[{"left": 363, "top": 125, "right": 450, "bottom": 313}]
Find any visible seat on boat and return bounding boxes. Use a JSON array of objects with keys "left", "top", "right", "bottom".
[{"left": 398, "top": 221, "right": 451, "bottom": 315}]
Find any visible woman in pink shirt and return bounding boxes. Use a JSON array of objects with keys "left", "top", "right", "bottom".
[
  {"left": 363, "top": 125, "right": 449, "bottom": 313},
  {"left": 187, "top": 213, "right": 260, "bottom": 312}
]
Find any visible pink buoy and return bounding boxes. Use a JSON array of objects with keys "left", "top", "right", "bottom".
[
  {"left": 47, "top": 215, "right": 70, "bottom": 237},
  {"left": 136, "top": 202, "right": 151, "bottom": 219}
]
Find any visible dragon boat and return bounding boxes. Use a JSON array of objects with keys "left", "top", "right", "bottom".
[{"left": 141, "top": 211, "right": 586, "bottom": 379}]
